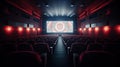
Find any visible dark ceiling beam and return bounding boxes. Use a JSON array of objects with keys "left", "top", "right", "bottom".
[
  {"left": 79, "top": 0, "right": 113, "bottom": 20},
  {"left": 6, "top": 0, "right": 41, "bottom": 19},
  {"left": 90, "top": 0, "right": 112, "bottom": 14}
]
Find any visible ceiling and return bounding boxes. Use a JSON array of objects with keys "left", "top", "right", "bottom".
[
  {"left": 35, "top": 0, "right": 95, "bottom": 17},
  {"left": 35, "top": 0, "right": 112, "bottom": 18},
  {"left": 5, "top": 0, "right": 113, "bottom": 19}
]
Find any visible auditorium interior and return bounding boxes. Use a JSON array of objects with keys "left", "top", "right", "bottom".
[{"left": 0, "top": 0, "right": 120, "bottom": 67}]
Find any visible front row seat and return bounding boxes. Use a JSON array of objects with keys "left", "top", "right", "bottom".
[
  {"left": 79, "top": 51, "right": 117, "bottom": 67},
  {"left": 4, "top": 51, "right": 43, "bottom": 67}
]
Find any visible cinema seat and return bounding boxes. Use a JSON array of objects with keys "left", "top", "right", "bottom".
[
  {"left": 17, "top": 43, "right": 33, "bottom": 51},
  {"left": 70, "top": 42, "right": 86, "bottom": 67},
  {"left": 79, "top": 51, "right": 117, "bottom": 67},
  {"left": 86, "top": 43, "right": 104, "bottom": 51},
  {"left": 0, "top": 43, "right": 17, "bottom": 65},
  {"left": 33, "top": 43, "right": 50, "bottom": 54},
  {"left": 70, "top": 42, "right": 86, "bottom": 54},
  {"left": 4, "top": 51, "right": 43, "bottom": 67},
  {"left": 0, "top": 43, "right": 16, "bottom": 54},
  {"left": 33, "top": 43, "right": 50, "bottom": 67}
]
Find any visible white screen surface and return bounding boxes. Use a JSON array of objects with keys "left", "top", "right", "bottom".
[{"left": 46, "top": 21, "right": 73, "bottom": 33}]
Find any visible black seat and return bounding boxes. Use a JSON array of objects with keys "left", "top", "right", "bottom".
[
  {"left": 70, "top": 42, "right": 86, "bottom": 54},
  {"left": 33, "top": 43, "right": 50, "bottom": 54},
  {"left": 0, "top": 43, "right": 16, "bottom": 54},
  {"left": 33, "top": 43, "right": 50, "bottom": 67},
  {"left": 17, "top": 43, "right": 33, "bottom": 51},
  {"left": 5, "top": 51, "right": 43, "bottom": 67},
  {"left": 86, "top": 43, "right": 104, "bottom": 51},
  {"left": 70, "top": 42, "right": 86, "bottom": 67},
  {"left": 79, "top": 51, "right": 117, "bottom": 67}
]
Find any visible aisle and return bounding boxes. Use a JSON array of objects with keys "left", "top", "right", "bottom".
[{"left": 47, "top": 36, "right": 72, "bottom": 67}]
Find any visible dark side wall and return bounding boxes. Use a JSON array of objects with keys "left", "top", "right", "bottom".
[
  {"left": 77, "top": 0, "right": 120, "bottom": 39},
  {"left": 0, "top": 1, "right": 42, "bottom": 41}
]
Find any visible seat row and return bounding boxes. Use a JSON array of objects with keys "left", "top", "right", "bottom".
[
  {"left": 0, "top": 36, "right": 58, "bottom": 67},
  {"left": 62, "top": 36, "right": 120, "bottom": 67}
]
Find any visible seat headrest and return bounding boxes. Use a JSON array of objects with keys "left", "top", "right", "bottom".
[{"left": 17, "top": 43, "right": 33, "bottom": 51}]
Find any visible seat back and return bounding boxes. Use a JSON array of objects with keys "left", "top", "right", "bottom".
[
  {"left": 17, "top": 43, "right": 33, "bottom": 51},
  {"left": 33, "top": 43, "right": 50, "bottom": 54},
  {"left": 0, "top": 43, "right": 16, "bottom": 54},
  {"left": 5, "top": 51, "right": 42, "bottom": 67},
  {"left": 79, "top": 51, "right": 116, "bottom": 67},
  {"left": 86, "top": 43, "right": 104, "bottom": 51},
  {"left": 70, "top": 42, "right": 86, "bottom": 54}
]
